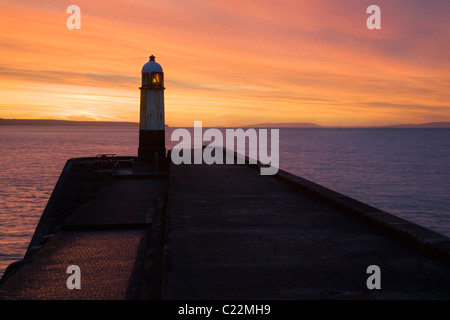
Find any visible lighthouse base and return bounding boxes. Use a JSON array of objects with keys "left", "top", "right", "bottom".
[{"left": 138, "top": 129, "right": 166, "bottom": 158}]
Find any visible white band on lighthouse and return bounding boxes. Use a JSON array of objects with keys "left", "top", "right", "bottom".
[{"left": 141, "top": 92, "right": 164, "bottom": 131}]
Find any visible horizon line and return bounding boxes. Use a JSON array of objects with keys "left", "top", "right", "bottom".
[{"left": 1, "top": 118, "right": 450, "bottom": 129}]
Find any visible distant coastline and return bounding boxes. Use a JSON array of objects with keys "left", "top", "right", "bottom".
[
  {"left": 1, "top": 118, "right": 450, "bottom": 128},
  {"left": 382, "top": 122, "right": 450, "bottom": 128},
  {"left": 244, "top": 121, "right": 450, "bottom": 129},
  {"left": 244, "top": 122, "right": 321, "bottom": 128},
  {"left": 0, "top": 119, "right": 139, "bottom": 127}
]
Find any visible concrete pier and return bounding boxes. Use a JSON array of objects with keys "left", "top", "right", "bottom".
[
  {"left": 165, "top": 161, "right": 450, "bottom": 299},
  {"left": 0, "top": 154, "right": 450, "bottom": 299}
]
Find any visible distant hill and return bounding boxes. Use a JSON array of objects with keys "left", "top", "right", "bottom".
[
  {"left": 244, "top": 121, "right": 450, "bottom": 128},
  {"left": 382, "top": 122, "right": 450, "bottom": 128},
  {"left": 0, "top": 119, "right": 139, "bottom": 126},
  {"left": 244, "top": 122, "right": 322, "bottom": 128}
]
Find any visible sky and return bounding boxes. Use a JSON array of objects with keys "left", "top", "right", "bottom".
[{"left": 0, "top": 0, "right": 449, "bottom": 127}]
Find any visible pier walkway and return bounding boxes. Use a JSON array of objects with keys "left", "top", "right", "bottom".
[
  {"left": 165, "top": 162, "right": 450, "bottom": 299},
  {"left": 1, "top": 158, "right": 450, "bottom": 299}
]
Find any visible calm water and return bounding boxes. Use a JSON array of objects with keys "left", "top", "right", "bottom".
[{"left": 1, "top": 126, "right": 449, "bottom": 277}]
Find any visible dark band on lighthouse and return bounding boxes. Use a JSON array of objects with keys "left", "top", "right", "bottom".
[{"left": 138, "top": 55, "right": 166, "bottom": 158}]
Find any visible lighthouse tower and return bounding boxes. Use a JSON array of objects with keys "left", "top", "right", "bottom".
[{"left": 138, "top": 55, "right": 166, "bottom": 160}]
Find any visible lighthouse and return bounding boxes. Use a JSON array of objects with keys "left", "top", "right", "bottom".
[{"left": 138, "top": 55, "right": 166, "bottom": 160}]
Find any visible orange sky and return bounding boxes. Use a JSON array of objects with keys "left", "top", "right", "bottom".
[{"left": 0, "top": 0, "right": 449, "bottom": 127}]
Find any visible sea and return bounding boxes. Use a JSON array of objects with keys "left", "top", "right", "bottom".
[{"left": 1, "top": 126, "right": 449, "bottom": 277}]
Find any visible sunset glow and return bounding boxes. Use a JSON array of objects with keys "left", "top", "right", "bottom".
[{"left": 1, "top": 0, "right": 449, "bottom": 127}]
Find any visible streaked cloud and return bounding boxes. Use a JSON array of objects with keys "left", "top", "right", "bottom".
[{"left": 0, "top": 0, "right": 449, "bottom": 126}]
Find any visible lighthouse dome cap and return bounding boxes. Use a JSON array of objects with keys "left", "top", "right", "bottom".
[{"left": 142, "top": 55, "right": 163, "bottom": 73}]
